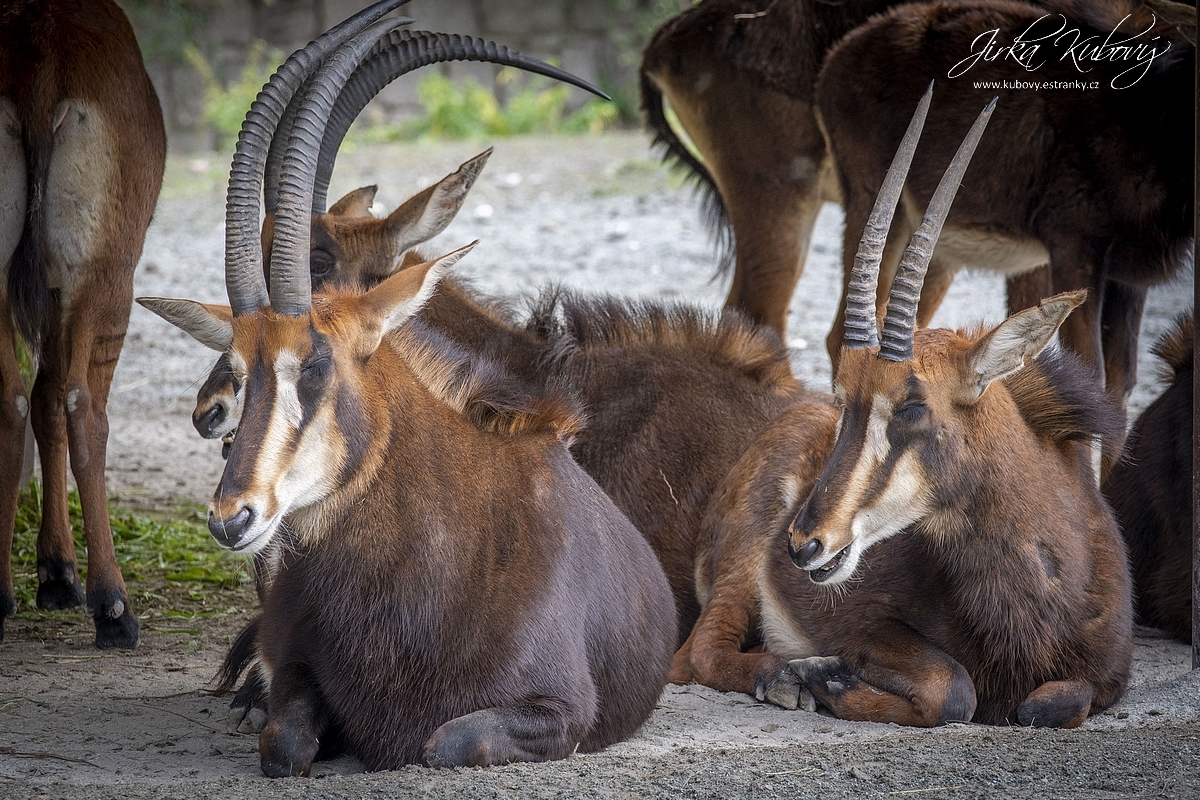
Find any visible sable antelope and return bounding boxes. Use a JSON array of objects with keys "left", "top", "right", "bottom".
[
  {"left": 640, "top": 0, "right": 894, "bottom": 333},
  {"left": 140, "top": 2, "right": 674, "bottom": 774},
  {"left": 765, "top": 89, "right": 1131, "bottom": 726},
  {"left": 0, "top": 0, "right": 166, "bottom": 647},
  {"left": 1103, "top": 315, "right": 1193, "bottom": 643},
  {"left": 195, "top": 148, "right": 494, "bottom": 445}
]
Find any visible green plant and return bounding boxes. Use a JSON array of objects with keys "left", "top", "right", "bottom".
[
  {"left": 184, "top": 39, "right": 282, "bottom": 152},
  {"left": 12, "top": 483, "right": 251, "bottom": 620},
  {"left": 359, "top": 68, "right": 621, "bottom": 143}
]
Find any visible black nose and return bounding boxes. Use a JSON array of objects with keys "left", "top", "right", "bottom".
[
  {"left": 790, "top": 538, "right": 822, "bottom": 568},
  {"left": 209, "top": 506, "right": 253, "bottom": 548},
  {"left": 194, "top": 403, "right": 226, "bottom": 438}
]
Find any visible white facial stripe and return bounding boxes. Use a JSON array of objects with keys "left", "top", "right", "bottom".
[
  {"left": 808, "top": 394, "right": 893, "bottom": 570},
  {"left": 826, "top": 451, "right": 930, "bottom": 584},
  {"left": 274, "top": 350, "right": 303, "bottom": 429}
]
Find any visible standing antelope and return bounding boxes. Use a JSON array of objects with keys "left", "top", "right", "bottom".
[
  {"left": 816, "top": 0, "right": 1193, "bottom": 472},
  {"left": 141, "top": 2, "right": 674, "bottom": 774},
  {"left": 0, "top": 0, "right": 166, "bottom": 647},
  {"left": 1103, "top": 315, "right": 1193, "bottom": 643},
  {"left": 640, "top": 0, "right": 894, "bottom": 333},
  {"left": 642, "top": 0, "right": 1194, "bottom": 477}
]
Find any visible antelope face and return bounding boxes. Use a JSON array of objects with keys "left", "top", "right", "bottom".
[
  {"left": 786, "top": 347, "right": 940, "bottom": 584},
  {"left": 140, "top": 243, "right": 471, "bottom": 554}
]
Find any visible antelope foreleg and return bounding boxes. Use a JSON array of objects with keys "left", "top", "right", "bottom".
[
  {"left": 258, "top": 662, "right": 332, "bottom": 778},
  {"left": 671, "top": 588, "right": 802, "bottom": 710},
  {"left": 789, "top": 636, "right": 976, "bottom": 727},
  {"left": 0, "top": 313, "right": 25, "bottom": 640}
]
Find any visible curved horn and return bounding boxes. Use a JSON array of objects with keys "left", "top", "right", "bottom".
[
  {"left": 842, "top": 81, "right": 933, "bottom": 351},
  {"left": 310, "top": 31, "right": 613, "bottom": 212},
  {"left": 224, "top": 0, "right": 412, "bottom": 315},
  {"left": 269, "top": 17, "right": 412, "bottom": 315},
  {"left": 261, "top": 19, "right": 417, "bottom": 214},
  {"left": 878, "top": 97, "right": 997, "bottom": 362}
]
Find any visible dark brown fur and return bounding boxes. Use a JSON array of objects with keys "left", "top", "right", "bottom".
[
  {"left": 1103, "top": 315, "right": 1193, "bottom": 642},
  {"left": 182, "top": 263, "right": 677, "bottom": 775},
  {"left": 0, "top": 0, "right": 166, "bottom": 647},
  {"left": 771, "top": 327, "right": 1132, "bottom": 726}
]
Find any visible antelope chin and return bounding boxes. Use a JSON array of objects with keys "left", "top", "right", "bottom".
[
  {"left": 806, "top": 546, "right": 850, "bottom": 584},
  {"left": 229, "top": 514, "right": 283, "bottom": 555}
]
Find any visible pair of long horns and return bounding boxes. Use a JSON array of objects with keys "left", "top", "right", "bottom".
[
  {"left": 843, "top": 82, "right": 996, "bottom": 362},
  {"left": 225, "top": 0, "right": 610, "bottom": 318}
]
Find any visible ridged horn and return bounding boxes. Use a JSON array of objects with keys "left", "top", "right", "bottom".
[
  {"left": 842, "top": 81, "right": 933, "bottom": 351},
  {"left": 309, "top": 30, "right": 612, "bottom": 212},
  {"left": 224, "top": 0, "right": 412, "bottom": 316},
  {"left": 268, "top": 17, "right": 412, "bottom": 315},
  {"left": 878, "top": 96, "right": 997, "bottom": 362}
]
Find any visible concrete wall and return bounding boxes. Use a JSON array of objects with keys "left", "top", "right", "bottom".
[{"left": 121, "top": 0, "right": 664, "bottom": 152}]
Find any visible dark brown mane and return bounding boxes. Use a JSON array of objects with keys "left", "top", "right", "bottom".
[
  {"left": 1152, "top": 314, "right": 1194, "bottom": 381},
  {"left": 392, "top": 319, "right": 585, "bottom": 443},
  {"left": 1003, "top": 345, "right": 1125, "bottom": 448},
  {"left": 526, "top": 290, "right": 798, "bottom": 395}
]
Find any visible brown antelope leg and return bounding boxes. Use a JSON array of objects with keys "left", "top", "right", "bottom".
[
  {"left": 673, "top": 599, "right": 801, "bottom": 709},
  {"left": 0, "top": 312, "right": 26, "bottom": 639},
  {"left": 1005, "top": 266, "right": 1053, "bottom": 314},
  {"left": 1016, "top": 679, "right": 1094, "bottom": 728},
  {"left": 422, "top": 701, "right": 584, "bottom": 767},
  {"left": 648, "top": 52, "right": 825, "bottom": 336},
  {"left": 914, "top": 257, "right": 959, "bottom": 329},
  {"left": 29, "top": 328, "right": 86, "bottom": 615},
  {"left": 258, "top": 662, "right": 332, "bottom": 778},
  {"left": 789, "top": 625, "right": 977, "bottom": 727},
  {"left": 62, "top": 300, "right": 138, "bottom": 647},
  {"left": 1098, "top": 280, "right": 1146, "bottom": 478}
]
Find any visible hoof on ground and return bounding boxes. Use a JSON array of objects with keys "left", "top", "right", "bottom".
[
  {"left": 36, "top": 559, "right": 85, "bottom": 611},
  {"left": 89, "top": 589, "right": 139, "bottom": 649}
]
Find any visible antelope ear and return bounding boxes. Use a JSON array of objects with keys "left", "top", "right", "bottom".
[
  {"left": 328, "top": 185, "right": 378, "bottom": 218},
  {"left": 137, "top": 297, "right": 234, "bottom": 352},
  {"left": 385, "top": 148, "right": 492, "bottom": 256},
  {"left": 363, "top": 241, "right": 478, "bottom": 338},
  {"left": 960, "top": 290, "right": 1087, "bottom": 402}
]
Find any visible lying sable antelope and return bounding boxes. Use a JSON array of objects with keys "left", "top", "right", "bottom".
[
  {"left": 0, "top": 0, "right": 166, "bottom": 647},
  {"left": 195, "top": 148, "right": 493, "bottom": 447},
  {"left": 673, "top": 87, "right": 1134, "bottom": 727},
  {"left": 1103, "top": 315, "right": 1193, "bottom": 643},
  {"left": 140, "top": 1, "right": 674, "bottom": 775}
]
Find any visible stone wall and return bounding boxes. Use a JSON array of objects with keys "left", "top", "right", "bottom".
[{"left": 119, "top": 0, "right": 671, "bottom": 152}]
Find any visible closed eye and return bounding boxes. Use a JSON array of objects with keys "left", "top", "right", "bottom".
[{"left": 893, "top": 402, "right": 928, "bottom": 423}]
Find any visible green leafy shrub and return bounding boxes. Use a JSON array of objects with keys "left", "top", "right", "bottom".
[{"left": 184, "top": 39, "right": 281, "bottom": 152}]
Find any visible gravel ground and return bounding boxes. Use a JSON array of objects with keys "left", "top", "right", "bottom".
[{"left": 1, "top": 132, "right": 1196, "bottom": 798}]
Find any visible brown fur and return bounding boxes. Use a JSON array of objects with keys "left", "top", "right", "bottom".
[
  {"left": 0, "top": 0, "right": 166, "bottom": 647},
  {"left": 166, "top": 260, "right": 677, "bottom": 775},
  {"left": 768, "top": 323, "right": 1133, "bottom": 726},
  {"left": 1103, "top": 315, "right": 1193, "bottom": 642}
]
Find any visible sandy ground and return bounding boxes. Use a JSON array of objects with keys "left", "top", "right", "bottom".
[{"left": 1, "top": 132, "right": 1196, "bottom": 798}]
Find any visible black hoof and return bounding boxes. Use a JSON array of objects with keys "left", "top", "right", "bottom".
[
  {"left": 88, "top": 588, "right": 139, "bottom": 649},
  {"left": 0, "top": 591, "right": 14, "bottom": 642},
  {"left": 36, "top": 558, "right": 85, "bottom": 610}
]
